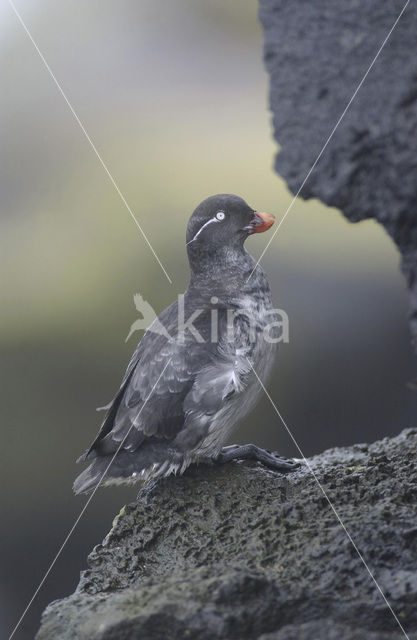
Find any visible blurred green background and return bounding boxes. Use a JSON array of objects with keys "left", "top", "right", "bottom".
[{"left": 1, "top": 1, "right": 416, "bottom": 638}]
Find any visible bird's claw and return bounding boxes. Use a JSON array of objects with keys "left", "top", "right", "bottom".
[{"left": 216, "top": 443, "right": 300, "bottom": 473}]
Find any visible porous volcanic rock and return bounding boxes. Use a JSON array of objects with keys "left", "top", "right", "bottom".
[
  {"left": 259, "top": 0, "right": 417, "bottom": 350},
  {"left": 37, "top": 430, "right": 417, "bottom": 640}
]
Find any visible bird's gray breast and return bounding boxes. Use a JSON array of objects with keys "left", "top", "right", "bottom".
[{"left": 192, "top": 271, "right": 278, "bottom": 459}]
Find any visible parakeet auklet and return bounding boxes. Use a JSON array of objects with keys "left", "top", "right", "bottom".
[{"left": 74, "top": 194, "right": 298, "bottom": 494}]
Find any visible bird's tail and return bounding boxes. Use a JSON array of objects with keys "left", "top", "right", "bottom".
[
  {"left": 73, "top": 457, "right": 113, "bottom": 495},
  {"left": 73, "top": 446, "right": 183, "bottom": 495}
]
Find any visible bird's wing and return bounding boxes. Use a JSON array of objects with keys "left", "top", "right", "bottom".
[
  {"left": 178, "top": 344, "right": 253, "bottom": 441},
  {"left": 184, "top": 351, "right": 251, "bottom": 413},
  {"left": 80, "top": 298, "right": 254, "bottom": 462},
  {"left": 80, "top": 301, "right": 214, "bottom": 460}
]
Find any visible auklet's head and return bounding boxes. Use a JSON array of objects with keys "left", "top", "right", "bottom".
[{"left": 186, "top": 194, "right": 274, "bottom": 263}]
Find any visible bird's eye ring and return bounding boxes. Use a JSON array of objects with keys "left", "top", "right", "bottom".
[{"left": 216, "top": 211, "right": 225, "bottom": 221}]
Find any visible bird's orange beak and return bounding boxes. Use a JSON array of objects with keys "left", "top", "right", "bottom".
[{"left": 251, "top": 211, "right": 275, "bottom": 233}]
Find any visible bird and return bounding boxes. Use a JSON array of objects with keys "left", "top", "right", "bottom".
[{"left": 74, "top": 194, "right": 298, "bottom": 495}]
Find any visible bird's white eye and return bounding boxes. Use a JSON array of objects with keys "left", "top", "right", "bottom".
[{"left": 216, "top": 211, "right": 225, "bottom": 221}]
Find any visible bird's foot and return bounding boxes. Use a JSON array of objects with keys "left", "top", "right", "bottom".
[{"left": 215, "top": 444, "right": 300, "bottom": 472}]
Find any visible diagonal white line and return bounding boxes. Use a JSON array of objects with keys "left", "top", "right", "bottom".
[
  {"left": 247, "top": 359, "right": 411, "bottom": 640},
  {"left": 8, "top": 0, "right": 173, "bottom": 285},
  {"left": 8, "top": 357, "right": 172, "bottom": 640},
  {"left": 247, "top": 0, "right": 410, "bottom": 282}
]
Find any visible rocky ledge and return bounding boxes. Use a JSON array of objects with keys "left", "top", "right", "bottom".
[
  {"left": 37, "top": 430, "right": 417, "bottom": 640},
  {"left": 259, "top": 0, "right": 417, "bottom": 350}
]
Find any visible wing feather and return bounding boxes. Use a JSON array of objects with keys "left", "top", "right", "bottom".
[
  {"left": 80, "top": 296, "right": 251, "bottom": 462},
  {"left": 81, "top": 300, "right": 213, "bottom": 460}
]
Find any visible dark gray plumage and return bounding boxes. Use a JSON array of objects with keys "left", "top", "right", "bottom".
[{"left": 74, "top": 194, "right": 297, "bottom": 495}]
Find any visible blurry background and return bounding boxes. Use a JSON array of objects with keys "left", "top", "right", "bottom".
[{"left": 1, "top": 1, "right": 416, "bottom": 638}]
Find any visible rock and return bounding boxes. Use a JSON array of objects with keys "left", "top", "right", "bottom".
[
  {"left": 37, "top": 429, "right": 417, "bottom": 640},
  {"left": 258, "top": 0, "right": 417, "bottom": 351}
]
